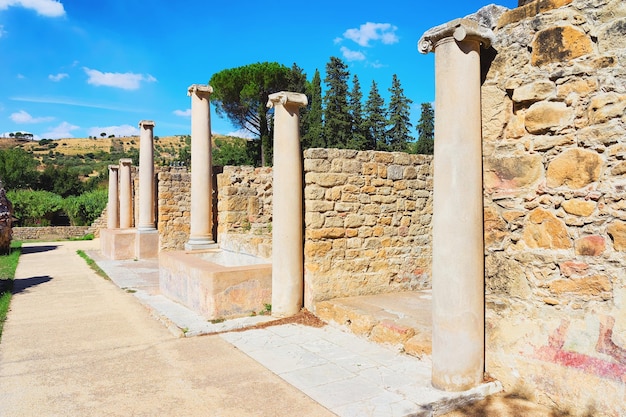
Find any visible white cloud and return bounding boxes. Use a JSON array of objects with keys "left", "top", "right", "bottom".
[
  {"left": 48, "top": 72, "right": 68, "bottom": 82},
  {"left": 87, "top": 124, "right": 139, "bottom": 138},
  {"left": 173, "top": 109, "right": 191, "bottom": 117},
  {"left": 10, "top": 110, "right": 54, "bottom": 123},
  {"left": 340, "top": 46, "right": 366, "bottom": 62},
  {"left": 0, "top": 0, "right": 65, "bottom": 17},
  {"left": 83, "top": 67, "right": 157, "bottom": 90},
  {"left": 41, "top": 121, "right": 79, "bottom": 139},
  {"left": 343, "top": 22, "right": 399, "bottom": 47},
  {"left": 0, "top": 25, "right": 6, "bottom": 38}
]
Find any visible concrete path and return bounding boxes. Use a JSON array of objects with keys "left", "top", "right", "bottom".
[
  {"left": 88, "top": 246, "right": 501, "bottom": 416},
  {"left": 0, "top": 241, "right": 334, "bottom": 417}
]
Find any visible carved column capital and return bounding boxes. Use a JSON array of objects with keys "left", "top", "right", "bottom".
[
  {"left": 267, "top": 91, "right": 308, "bottom": 109},
  {"left": 187, "top": 84, "right": 213, "bottom": 97},
  {"left": 139, "top": 120, "right": 155, "bottom": 128},
  {"left": 418, "top": 18, "right": 494, "bottom": 54}
]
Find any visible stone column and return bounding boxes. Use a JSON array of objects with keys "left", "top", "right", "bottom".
[
  {"left": 267, "top": 91, "right": 308, "bottom": 317},
  {"left": 107, "top": 165, "right": 119, "bottom": 229},
  {"left": 419, "top": 19, "right": 493, "bottom": 392},
  {"left": 138, "top": 120, "right": 156, "bottom": 230},
  {"left": 119, "top": 158, "right": 133, "bottom": 229},
  {"left": 185, "top": 84, "right": 215, "bottom": 250}
]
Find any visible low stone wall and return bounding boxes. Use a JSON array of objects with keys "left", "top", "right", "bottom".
[
  {"left": 156, "top": 166, "right": 191, "bottom": 251},
  {"left": 216, "top": 166, "right": 273, "bottom": 258},
  {"left": 303, "top": 148, "right": 433, "bottom": 309},
  {"left": 13, "top": 226, "right": 90, "bottom": 241}
]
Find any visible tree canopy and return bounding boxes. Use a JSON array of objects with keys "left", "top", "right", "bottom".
[{"left": 209, "top": 62, "right": 294, "bottom": 166}]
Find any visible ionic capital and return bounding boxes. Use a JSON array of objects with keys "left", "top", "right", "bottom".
[
  {"left": 119, "top": 158, "right": 133, "bottom": 167},
  {"left": 418, "top": 18, "right": 494, "bottom": 54},
  {"left": 267, "top": 91, "right": 308, "bottom": 109},
  {"left": 187, "top": 84, "right": 213, "bottom": 97},
  {"left": 139, "top": 120, "right": 155, "bottom": 128},
  {"left": 108, "top": 165, "right": 119, "bottom": 171}
]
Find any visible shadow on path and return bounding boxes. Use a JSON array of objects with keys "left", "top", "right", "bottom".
[
  {"left": 12, "top": 276, "right": 52, "bottom": 294},
  {"left": 20, "top": 246, "right": 58, "bottom": 255}
]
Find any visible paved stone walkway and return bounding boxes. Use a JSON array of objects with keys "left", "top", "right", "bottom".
[
  {"left": 0, "top": 241, "right": 334, "bottom": 417},
  {"left": 0, "top": 240, "right": 505, "bottom": 417}
]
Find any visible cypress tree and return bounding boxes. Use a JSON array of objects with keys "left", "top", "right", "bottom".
[
  {"left": 364, "top": 80, "right": 387, "bottom": 151},
  {"left": 302, "top": 69, "right": 324, "bottom": 149},
  {"left": 387, "top": 74, "right": 413, "bottom": 152},
  {"left": 323, "top": 57, "right": 351, "bottom": 148},
  {"left": 415, "top": 102, "right": 434, "bottom": 155},
  {"left": 347, "top": 74, "right": 367, "bottom": 150}
]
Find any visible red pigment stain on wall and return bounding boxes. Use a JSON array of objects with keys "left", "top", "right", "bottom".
[{"left": 534, "top": 318, "right": 626, "bottom": 384}]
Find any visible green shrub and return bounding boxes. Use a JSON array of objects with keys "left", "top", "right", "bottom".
[
  {"left": 63, "top": 189, "right": 107, "bottom": 226},
  {"left": 7, "top": 190, "right": 64, "bottom": 226}
]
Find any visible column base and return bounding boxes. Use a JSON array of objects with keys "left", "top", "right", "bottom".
[
  {"left": 184, "top": 238, "right": 218, "bottom": 251},
  {"left": 100, "top": 229, "right": 136, "bottom": 260},
  {"left": 135, "top": 229, "right": 159, "bottom": 259}
]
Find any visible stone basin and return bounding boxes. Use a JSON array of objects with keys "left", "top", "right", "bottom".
[{"left": 159, "top": 249, "right": 272, "bottom": 320}]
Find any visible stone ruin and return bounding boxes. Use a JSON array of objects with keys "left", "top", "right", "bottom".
[{"left": 96, "top": 0, "right": 626, "bottom": 414}]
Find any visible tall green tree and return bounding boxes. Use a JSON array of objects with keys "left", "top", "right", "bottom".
[
  {"left": 414, "top": 102, "right": 435, "bottom": 155},
  {"left": 287, "top": 63, "right": 308, "bottom": 142},
  {"left": 302, "top": 69, "right": 325, "bottom": 149},
  {"left": 209, "top": 62, "right": 293, "bottom": 166},
  {"left": 347, "top": 74, "right": 367, "bottom": 150},
  {"left": 387, "top": 74, "right": 413, "bottom": 152},
  {"left": 323, "top": 57, "right": 351, "bottom": 148},
  {"left": 302, "top": 69, "right": 324, "bottom": 149},
  {"left": 364, "top": 80, "right": 387, "bottom": 151},
  {"left": 0, "top": 148, "right": 38, "bottom": 190}
]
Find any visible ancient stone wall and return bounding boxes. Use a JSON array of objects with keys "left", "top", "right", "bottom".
[
  {"left": 13, "top": 226, "right": 90, "bottom": 241},
  {"left": 156, "top": 166, "right": 191, "bottom": 251},
  {"left": 303, "top": 148, "right": 433, "bottom": 308},
  {"left": 482, "top": 0, "right": 626, "bottom": 414},
  {"left": 216, "top": 166, "right": 273, "bottom": 259}
]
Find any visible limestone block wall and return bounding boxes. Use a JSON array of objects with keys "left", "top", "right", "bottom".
[
  {"left": 482, "top": 0, "right": 626, "bottom": 414},
  {"left": 216, "top": 166, "right": 273, "bottom": 259},
  {"left": 156, "top": 167, "right": 191, "bottom": 251},
  {"left": 303, "top": 148, "right": 433, "bottom": 309},
  {"left": 13, "top": 226, "right": 90, "bottom": 241}
]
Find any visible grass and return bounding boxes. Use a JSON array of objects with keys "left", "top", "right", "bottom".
[
  {"left": 76, "top": 250, "right": 110, "bottom": 280},
  {"left": 0, "top": 241, "right": 23, "bottom": 342}
]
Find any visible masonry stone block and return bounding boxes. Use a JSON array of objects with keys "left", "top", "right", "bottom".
[
  {"left": 523, "top": 208, "right": 571, "bottom": 249},
  {"left": 607, "top": 221, "right": 626, "bottom": 251},
  {"left": 531, "top": 25, "right": 594, "bottom": 66},
  {"left": 524, "top": 101, "right": 573, "bottom": 133},
  {"left": 546, "top": 148, "right": 603, "bottom": 189}
]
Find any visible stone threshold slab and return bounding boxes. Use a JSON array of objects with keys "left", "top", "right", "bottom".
[
  {"left": 316, "top": 291, "right": 433, "bottom": 358},
  {"left": 221, "top": 324, "right": 501, "bottom": 417}
]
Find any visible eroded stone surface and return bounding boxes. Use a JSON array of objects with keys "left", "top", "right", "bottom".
[
  {"left": 546, "top": 148, "right": 603, "bottom": 189},
  {"left": 531, "top": 26, "right": 594, "bottom": 67},
  {"left": 523, "top": 208, "right": 571, "bottom": 249},
  {"left": 524, "top": 101, "right": 573, "bottom": 134}
]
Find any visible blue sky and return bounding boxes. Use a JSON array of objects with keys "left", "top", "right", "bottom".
[{"left": 0, "top": 0, "right": 517, "bottom": 140}]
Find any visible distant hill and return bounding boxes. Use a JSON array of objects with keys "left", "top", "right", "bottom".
[{"left": 0, "top": 134, "right": 237, "bottom": 159}]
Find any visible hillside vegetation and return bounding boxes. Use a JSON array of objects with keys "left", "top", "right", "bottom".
[{"left": 0, "top": 134, "right": 248, "bottom": 227}]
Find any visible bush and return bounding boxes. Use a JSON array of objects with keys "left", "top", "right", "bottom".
[
  {"left": 63, "top": 189, "right": 107, "bottom": 226},
  {"left": 7, "top": 190, "right": 64, "bottom": 226}
]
